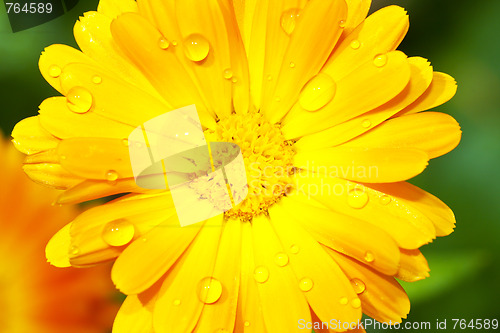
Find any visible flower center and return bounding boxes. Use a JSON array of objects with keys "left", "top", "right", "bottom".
[{"left": 204, "top": 111, "right": 295, "bottom": 221}]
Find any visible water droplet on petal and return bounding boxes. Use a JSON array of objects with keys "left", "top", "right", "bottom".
[
  {"left": 158, "top": 37, "right": 170, "bottom": 50},
  {"left": 373, "top": 54, "right": 388, "bottom": 67},
  {"left": 299, "top": 73, "right": 337, "bottom": 112},
  {"left": 380, "top": 195, "right": 391, "bottom": 205},
  {"left": 275, "top": 97, "right": 281, "bottom": 102},
  {"left": 69, "top": 245, "right": 80, "bottom": 256},
  {"left": 184, "top": 34, "right": 210, "bottom": 62},
  {"left": 122, "top": 139, "right": 129, "bottom": 147},
  {"left": 254, "top": 266, "right": 269, "bottom": 283},
  {"left": 364, "top": 251, "right": 375, "bottom": 263},
  {"left": 173, "top": 299, "right": 181, "bottom": 306},
  {"left": 106, "top": 170, "right": 119, "bottom": 182},
  {"left": 48, "top": 65, "right": 61, "bottom": 78},
  {"left": 351, "top": 297, "right": 362, "bottom": 308},
  {"left": 339, "top": 20, "right": 346, "bottom": 28},
  {"left": 66, "top": 86, "right": 93, "bottom": 114},
  {"left": 244, "top": 321, "right": 250, "bottom": 327},
  {"left": 197, "top": 277, "right": 222, "bottom": 304},
  {"left": 172, "top": 40, "right": 178, "bottom": 46},
  {"left": 267, "top": 75, "right": 273, "bottom": 81},
  {"left": 280, "top": 8, "right": 301, "bottom": 35},
  {"left": 347, "top": 188, "right": 368, "bottom": 209},
  {"left": 232, "top": 77, "right": 238, "bottom": 83},
  {"left": 223, "top": 68, "right": 233, "bottom": 80},
  {"left": 299, "top": 277, "right": 314, "bottom": 292},
  {"left": 350, "top": 278, "right": 366, "bottom": 294},
  {"left": 289, "top": 62, "right": 296, "bottom": 68},
  {"left": 274, "top": 252, "right": 289, "bottom": 267},
  {"left": 350, "top": 40, "right": 360, "bottom": 50},
  {"left": 361, "top": 119, "right": 372, "bottom": 128},
  {"left": 339, "top": 296, "right": 348, "bottom": 305},
  {"left": 102, "top": 219, "right": 135, "bottom": 247},
  {"left": 290, "top": 244, "right": 300, "bottom": 254}
]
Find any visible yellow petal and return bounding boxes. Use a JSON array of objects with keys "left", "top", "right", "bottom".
[
  {"left": 274, "top": 194, "right": 400, "bottom": 275},
  {"left": 38, "top": 97, "right": 135, "bottom": 139},
  {"left": 265, "top": 0, "right": 348, "bottom": 123},
  {"left": 111, "top": 216, "right": 203, "bottom": 294},
  {"left": 113, "top": 295, "right": 154, "bottom": 333},
  {"left": 97, "top": 0, "right": 138, "bottom": 19},
  {"left": 295, "top": 56, "right": 433, "bottom": 151},
  {"left": 396, "top": 248, "right": 430, "bottom": 282},
  {"left": 328, "top": 250, "right": 410, "bottom": 324},
  {"left": 324, "top": 6, "right": 409, "bottom": 80},
  {"left": 11, "top": 116, "right": 59, "bottom": 155},
  {"left": 294, "top": 146, "right": 429, "bottom": 183},
  {"left": 283, "top": 51, "right": 411, "bottom": 139},
  {"left": 341, "top": 0, "right": 371, "bottom": 36},
  {"left": 153, "top": 216, "right": 223, "bottom": 333},
  {"left": 46, "top": 222, "right": 72, "bottom": 267},
  {"left": 22, "top": 163, "right": 83, "bottom": 189},
  {"left": 342, "top": 112, "right": 462, "bottom": 159},
  {"left": 252, "top": 215, "right": 311, "bottom": 333},
  {"left": 398, "top": 72, "right": 458, "bottom": 116},
  {"left": 56, "top": 138, "right": 133, "bottom": 180},
  {"left": 364, "top": 181, "right": 456, "bottom": 237},
  {"left": 269, "top": 203, "right": 362, "bottom": 327},
  {"left": 194, "top": 219, "right": 241, "bottom": 332}
]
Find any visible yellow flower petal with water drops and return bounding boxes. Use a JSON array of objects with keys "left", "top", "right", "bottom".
[
  {"left": 46, "top": 222, "right": 72, "bottom": 268},
  {"left": 11, "top": 116, "right": 58, "bottom": 155},
  {"left": 396, "top": 249, "right": 430, "bottom": 282}
]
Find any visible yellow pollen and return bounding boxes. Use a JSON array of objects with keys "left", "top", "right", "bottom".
[{"left": 204, "top": 111, "right": 295, "bottom": 221}]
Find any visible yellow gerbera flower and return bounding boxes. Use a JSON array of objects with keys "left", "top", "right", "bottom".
[
  {"left": 12, "top": 0, "right": 461, "bottom": 332},
  {"left": 0, "top": 136, "right": 117, "bottom": 333}
]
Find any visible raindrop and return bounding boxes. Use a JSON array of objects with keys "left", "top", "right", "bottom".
[
  {"left": 197, "top": 277, "right": 222, "bottom": 304},
  {"left": 173, "top": 299, "right": 181, "bottom": 306},
  {"left": 244, "top": 321, "right": 250, "bottom": 327},
  {"left": 289, "top": 62, "right": 296, "bottom": 68},
  {"left": 339, "top": 20, "right": 346, "bottom": 28},
  {"left": 299, "top": 73, "right": 337, "bottom": 112},
  {"left": 361, "top": 119, "right": 372, "bottom": 128},
  {"left": 69, "top": 245, "right": 80, "bottom": 256},
  {"left": 299, "top": 277, "right": 314, "bottom": 292},
  {"left": 66, "top": 86, "right": 93, "bottom": 114},
  {"left": 267, "top": 75, "right": 273, "bottom": 81},
  {"left": 274, "top": 252, "right": 289, "bottom": 267},
  {"left": 280, "top": 8, "right": 301, "bottom": 35},
  {"left": 347, "top": 188, "right": 369, "bottom": 209},
  {"left": 254, "top": 266, "right": 269, "bottom": 283},
  {"left": 158, "top": 37, "right": 170, "bottom": 50},
  {"left": 290, "top": 244, "right": 300, "bottom": 254},
  {"left": 106, "top": 170, "right": 119, "bottom": 182},
  {"left": 102, "top": 219, "right": 135, "bottom": 247},
  {"left": 380, "top": 195, "right": 391, "bottom": 205},
  {"left": 351, "top": 297, "right": 362, "bottom": 309},
  {"left": 48, "top": 65, "right": 61, "bottom": 78},
  {"left": 92, "top": 75, "right": 102, "bottom": 84},
  {"left": 232, "top": 77, "right": 238, "bottom": 83},
  {"left": 172, "top": 40, "right": 178, "bottom": 46},
  {"left": 223, "top": 68, "right": 233, "bottom": 80},
  {"left": 184, "top": 34, "right": 210, "bottom": 62},
  {"left": 350, "top": 40, "right": 360, "bottom": 50},
  {"left": 373, "top": 54, "right": 388, "bottom": 68},
  {"left": 364, "top": 251, "right": 375, "bottom": 263},
  {"left": 350, "top": 278, "right": 366, "bottom": 294}
]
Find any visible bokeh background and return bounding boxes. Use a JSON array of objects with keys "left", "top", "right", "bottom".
[{"left": 1, "top": 0, "right": 499, "bottom": 332}]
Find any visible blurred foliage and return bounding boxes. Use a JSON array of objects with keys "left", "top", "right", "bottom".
[{"left": 1, "top": 0, "right": 499, "bottom": 332}]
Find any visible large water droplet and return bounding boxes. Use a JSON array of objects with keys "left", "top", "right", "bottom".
[
  {"left": 347, "top": 188, "right": 369, "bottom": 209},
  {"left": 184, "top": 34, "right": 210, "bottom": 62},
  {"left": 254, "top": 266, "right": 269, "bottom": 283},
  {"left": 373, "top": 54, "right": 388, "bottom": 67},
  {"left": 66, "top": 86, "right": 93, "bottom": 114},
  {"left": 280, "top": 8, "right": 301, "bottom": 35},
  {"left": 197, "top": 277, "right": 222, "bottom": 304},
  {"left": 350, "top": 278, "right": 366, "bottom": 294},
  {"left": 299, "top": 277, "right": 314, "bottom": 292},
  {"left": 274, "top": 252, "right": 289, "bottom": 267},
  {"left": 48, "top": 65, "right": 62, "bottom": 78},
  {"left": 106, "top": 170, "right": 119, "bottom": 182},
  {"left": 350, "top": 40, "right": 360, "bottom": 50},
  {"left": 102, "top": 219, "right": 135, "bottom": 247},
  {"left": 379, "top": 195, "right": 391, "bottom": 205},
  {"left": 364, "top": 251, "right": 375, "bottom": 263},
  {"left": 299, "top": 73, "right": 337, "bottom": 112},
  {"left": 158, "top": 37, "right": 170, "bottom": 50},
  {"left": 351, "top": 297, "right": 362, "bottom": 309}
]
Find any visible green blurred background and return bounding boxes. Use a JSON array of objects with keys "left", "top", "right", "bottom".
[{"left": 0, "top": 0, "right": 498, "bottom": 332}]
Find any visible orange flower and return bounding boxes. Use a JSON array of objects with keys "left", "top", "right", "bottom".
[{"left": 0, "top": 137, "right": 118, "bottom": 333}]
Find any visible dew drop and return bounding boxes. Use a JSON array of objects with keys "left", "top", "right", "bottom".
[
  {"left": 299, "top": 277, "right": 314, "bottom": 292},
  {"left": 274, "top": 252, "right": 289, "bottom": 267},
  {"left": 106, "top": 170, "right": 119, "bottom": 182},
  {"left": 244, "top": 321, "right": 250, "bottom": 327},
  {"left": 48, "top": 65, "right": 62, "bottom": 78},
  {"left": 361, "top": 119, "right": 372, "bottom": 128},
  {"left": 299, "top": 73, "right": 337, "bottom": 112},
  {"left": 92, "top": 75, "right": 102, "bottom": 84},
  {"left": 197, "top": 277, "right": 222, "bottom": 304},
  {"left": 66, "top": 86, "right": 93, "bottom": 114},
  {"left": 347, "top": 188, "right": 369, "bottom": 209},
  {"left": 289, "top": 62, "right": 296, "bottom": 68},
  {"left": 350, "top": 40, "right": 360, "bottom": 50},
  {"left": 364, "top": 251, "right": 375, "bottom": 263},
  {"left": 280, "top": 8, "right": 301, "bottom": 35},
  {"left": 254, "top": 266, "right": 270, "bottom": 283},
  {"left": 373, "top": 54, "right": 388, "bottom": 68},
  {"left": 172, "top": 40, "right": 178, "bottom": 46},
  {"left": 275, "top": 97, "right": 281, "bottom": 102},
  {"left": 351, "top": 297, "right": 362, "bottom": 309},
  {"left": 69, "top": 245, "right": 80, "bottom": 256},
  {"left": 158, "top": 37, "right": 170, "bottom": 50},
  {"left": 339, "top": 296, "right": 348, "bottom": 305},
  {"left": 232, "top": 77, "right": 238, "bottom": 83},
  {"left": 380, "top": 195, "right": 391, "bottom": 205},
  {"left": 223, "top": 68, "right": 233, "bottom": 80},
  {"left": 173, "top": 299, "right": 181, "bottom": 306},
  {"left": 102, "top": 219, "right": 135, "bottom": 247},
  {"left": 184, "top": 34, "right": 210, "bottom": 62},
  {"left": 267, "top": 75, "right": 273, "bottom": 81},
  {"left": 290, "top": 244, "right": 300, "bottom": 254},
  {"left": 339, "top": 20, "right": 346, "bottom": 28},
  {"left": 350, "top": 278, "right": 366, "bottom": 294}
]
